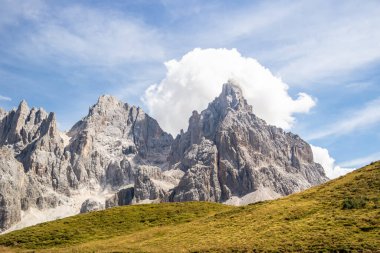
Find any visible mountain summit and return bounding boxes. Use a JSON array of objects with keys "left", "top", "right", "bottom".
[
  {"left": 0, "top": 81, "right": 327, "bottom": 232},
  {"left": 166, "top": 81, "right": 327, "bottom": 204},
  {"left": 215, "top": 80, "right": 251, "bottom": 112}
]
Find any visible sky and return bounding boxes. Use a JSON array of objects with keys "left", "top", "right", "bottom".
[{"left": 0, "top": 0, "right": 379, "bottom": 178}]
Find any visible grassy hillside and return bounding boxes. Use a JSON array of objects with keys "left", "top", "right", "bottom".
[{"left": 0, "top": 161, "right": 379, "bottom": 252}]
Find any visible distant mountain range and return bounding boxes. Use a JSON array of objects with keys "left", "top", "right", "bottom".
[{"left": 0, "top": 80, "right": 327, "bottom": 232}]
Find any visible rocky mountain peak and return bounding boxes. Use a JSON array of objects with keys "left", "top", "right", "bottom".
[
  {"left": 16, "top": 100, "right": 29, "bottom": 114},
  {"left": 0, "top": 99, "right": 62, "bottom": 152},
  {"left": 213, "top": 80, "right": 252, "bottom": 113},
  {"left": 221, "top": 80, "right": 243, "bottom": 101},
  {"left": 13, "top": 100, "right": 30, "bottom": 130},
  {"left": 0, "top": 100, "right": 53, "bottom": 149},
  {"left": 66, "top": 94, "right": 173, "bottom": 190},
  {"left": 41, "top": 112, "right": 59, "bottom": 138},
  {"left": 87, "top": 95, "right": 127, "bottom": 118},
  {"left": 0, "top": 108, "right": 6, "bottom": 120},
  {"left": 97, "top": 95, "right": 123, "bottom": 108},
  {"left": 168, "top": 82, "right": 327, "bottom": 203},
  {"left": 13, "top": 101, "right": 49, "bottom": 126}
]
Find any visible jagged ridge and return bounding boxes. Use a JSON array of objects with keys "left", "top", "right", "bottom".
[
  {"left": 0, "top": 81, "right": 327, "bottom": 232},
  {"left": 167, "top": 81, "right": 327, "bottom": 203}
]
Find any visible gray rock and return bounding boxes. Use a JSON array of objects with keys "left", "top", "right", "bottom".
[
  {"left": 0, "top": 101, "right": 69, "bottom": 231},
  {"left": 80, "top": 199, "right": 104, "bottom": 213},
  {"left": 134, "top": 166, "right": 168, "bottom": 202},
  {"left": 0, "top": 96, "right": 174, "bottom": 230},
  {"left": 0, "top": 148, "right": 24, "bottom": 231},
  {"left": 105, "top": 186, "right": 134, "bottom": 208},
  {"left": 170, "top": 138, "right": 221, "bottom": 202},
  {"left": 105, "top": 195, "right": 118, "bottom": 209},
  {"left": 116, "top": 187, "right": 135, "bottom": 206},
  {"left": 169, "top": 81, "right": 327, "bottom": 202},
  {"left": 0, "top": 108, "right": 6, "bottom": 121},
  {"left": 67, "top": 95, "right": 173, "bottom": 189}
]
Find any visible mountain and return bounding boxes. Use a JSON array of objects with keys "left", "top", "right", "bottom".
[
  {"left": 0, "top": 161, "right": 378, "bottom": 252},
  {"left": 66, "top": 95, "right": 173, "bottom": 189},
  {"left": 166, "top": 81, "right": 327, "bottom": 203},
  {"left": 0, "top": 81, "right": 327, "bottom": 232},
  {"left": 0, "top": 101, "right": 67, "bottom": 231},
  {"left": 0, "top": 96, "right": 173, "bottom": 232}
]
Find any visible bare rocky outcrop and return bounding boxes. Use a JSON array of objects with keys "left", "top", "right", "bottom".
[
  {"left": 67, "top": 95, "right": 173, "bottom": 189},
  {"left": 80, "top": 199, "right": 104, "bottom": 213},
  {"left": 0, "top": 148, "right": 24, "bottom": 230},
  {"left": 0, "top": 108, "right": 7, "bottom": 121},
  {"left": 170, "top": 138, "right": 221, "bottom": 202},
  {"left": 134, "top": 166, "right": 181, "bottom": 203},
  {"left": 168, "top": 81, "right": 327, "bottom": 202},
  {"left": 0, "top": 101, "right": 68, "bottom": 190},
  {"left": 105, "top": 187, "right": 134, "bottom": 208},
  {"left": 0, "top": 101, "right": 71, "bottom": 231},
  {"left": 0, "top": 101, "right": 49, "bottom": 151}
]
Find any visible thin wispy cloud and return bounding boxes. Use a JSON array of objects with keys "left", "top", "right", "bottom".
[
  {"left": 276, "top": 8, "right": 380, "bottom": 85},
  {"left": 194, "top": 1, "right": 300, "bottom": 45},
  {"left": 339, "top": 152, "right": 380, "bottom": 168},
  {"left": 14, "top": 5, "right": 165, "bottom": 67},
  {"left": 4, "top": 1, "right": 380, "bottom": 84},
  {"left": 160, "top": 0, "right": 215, "bottom": 19},
  {"left": 0, "top": 95, "right": 11, "bottom": 101},
  {"left": 0, "top": 0, "right": 44, "bottom": 30},
  {"left": 180, "top": 1, "right": 380, "bottom": 86},
  {"left": 307, "top": 98, "right": 380, "bottom": 140}
]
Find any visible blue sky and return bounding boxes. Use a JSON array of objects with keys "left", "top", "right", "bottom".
[{"left": 0, "top": 0, "right": 379, "bottom": 172}]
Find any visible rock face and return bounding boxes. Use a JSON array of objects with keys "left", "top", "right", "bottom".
[
  {"left": 0, "top": 82, "right": 328, "bottom": 232},
  {"left": 0, "top": 148, "right": 24, "bottom": 230},
  {"left": 0, "top": 97, "right": 173, "bottom": 231},
  {"left": 169, "top": 138, "right": 221, "bottom": 202},
  {"left": 134, "top": 166, "right": 181, "bottom": 203},
  {"left": 168, "top": 81, "right": 327, "bottom": 202},
  {"left": 67, "top": 95, "right": 173, "bottom": 190},
  {"left": 0, "top": 102, "right": 68, "bottom": 231},
  {"left": 80, "top": 199, "right": 104, "bottom": 213},
  {"left": 105, "top": 187, "right": 134, "bottom": 208}
]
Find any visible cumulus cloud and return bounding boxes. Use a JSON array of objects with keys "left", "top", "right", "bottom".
[
  {"left": 311, "top": 145, "right": 355, "bottom": 179},
  {"left": 143, "top": 48, "right": 315, "bottom": 135}
]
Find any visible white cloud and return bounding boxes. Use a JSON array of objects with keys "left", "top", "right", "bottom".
[
  {"left": 143, "top": 48, "right": 315, "bottom": 135},
  {"left": 307, "top": 98, "right": 380, "bottom": 140},
  {"left": 18, "top": 5, "right": 164, "bottom": 66},
  {"left": 311, "top": 145, "right": 355, "bottom": 179},
  {"left": 0, "top": 95, "right": 11, "bottom": 101}
]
